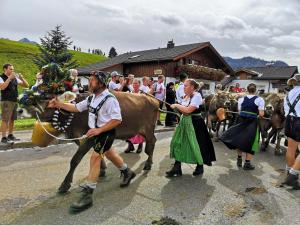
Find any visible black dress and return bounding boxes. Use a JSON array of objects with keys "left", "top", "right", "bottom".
[
  {"left": 191, "top": 107, "right": 216, "bottom": 165},
  {"left": 165, "top": 88, "right": 177, "bottom": 126}
]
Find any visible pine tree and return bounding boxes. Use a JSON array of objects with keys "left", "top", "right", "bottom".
[
  {"left": 108, "top": 47, "right": 117, "bottom": 58},
  {"left": 33, "top": 25, "right": 78, "bottom": 69}
]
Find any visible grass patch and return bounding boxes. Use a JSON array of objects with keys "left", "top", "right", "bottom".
[
  {"left": 0, "top": 39, "right": 107, "bottom": 86},
  {"left": 14, "top": 118, "right": 35, "bottom": 131}
]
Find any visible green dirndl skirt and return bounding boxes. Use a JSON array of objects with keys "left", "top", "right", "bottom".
[{"left": 170, "top": 115, "right": 203, "bottom": 164}]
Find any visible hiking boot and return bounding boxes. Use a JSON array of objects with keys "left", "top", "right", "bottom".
[
  {"left": 124, "top": 142, "right": 135, "bottom": 153},
  {"left": 136, "top": 143, "right": 143, "bottom": 154},
  {"left": 120, "top": 168, "right": 136, "bottom": 188},
  {"left": 7, "top": 134, "right": 20, "bottom": 141},
  {"left": 70, "top": 186, "right": 93, "bottom": 212},
  {"left": 243, "top": 162, "right": 255, "bottom": 170},
  {"left": 1, "top": 137, "right": 8, "bottom": 144},
  {"left": 166, "top": 162, "right": 182, "bottom": 177},
  {"left": 237, "top": 157, "right": 243, "bottom": 167},
  {"left": 193, "top": 164, "right": 204, "bottom": 176},
  {"left": 283, "top": 173, "right": 299, "bottom": 189}
]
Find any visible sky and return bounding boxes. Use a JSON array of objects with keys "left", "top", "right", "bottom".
[{"left": 1, "top": 0, "right": 300, "bottom": 66}]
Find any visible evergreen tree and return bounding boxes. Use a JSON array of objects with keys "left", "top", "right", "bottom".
[
  {"left": 108, "top": 47, "right": 117, "bottom": 58},
  {"left": 33, "top": 25, "right": 78, "bottom": 69}
]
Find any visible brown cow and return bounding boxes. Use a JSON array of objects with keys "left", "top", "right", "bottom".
[
  {"left": 22, "top": 91, "right": 159, "bottom": 193},
  {"left": 259, "top": 93, "right": 286, "bottom": 155}
]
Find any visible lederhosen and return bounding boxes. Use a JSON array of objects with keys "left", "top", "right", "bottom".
[
  {"left": 220, "top": 96, "right": 260, "bottom": 155},
  {"left": 81, "top": 94, "right": 117, "bottom": 154},
  {"left": 170, "top": 95, "right": 216, "bottom": 165},
  {"left": 285, "top": 93, "right": 300, "bottom": 142}
]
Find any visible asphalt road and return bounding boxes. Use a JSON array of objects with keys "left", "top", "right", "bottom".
[{"left": 0, "top": 132, "right": 299, "bottom": 225}]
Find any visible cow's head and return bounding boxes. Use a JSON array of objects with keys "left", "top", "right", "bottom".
[{"left": 18, "top": 63, "right": 78, "bottom": 147}]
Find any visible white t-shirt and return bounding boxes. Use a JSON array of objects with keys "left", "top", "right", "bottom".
[
  {"left": 154, "top": 82, "right": 166, "bottom": 100},
  {"left": 284, "top": 86, "right": 300, "bottom": 117},
  {"left": 76, "top": 89, "right": 122, "bottom": 128},
  {"left": 0, "top": 77, "right": 22, "bottom": 84},
  {"left": 181, "top": 92, "right": 203, "bottom": 108},
  {"left": 238, "top": 95, "right": 265, "bottom": 111},
  {"left": 176, "top": 83, "right": 185, "bottom": 104},
  {"left": 108, "top": 81, "right": 119, "bottom": 91},
  {"left": 140, "top": 84, "right": 150, "bottom": 94}
]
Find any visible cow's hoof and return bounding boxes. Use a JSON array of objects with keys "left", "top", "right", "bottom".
[
  {"left": 143, "top": 162, "right": 152, "bottom": 171},
  {"left": 99, "top": 170, "right": 106, "bottom": 177},
  {"left": 260, "top": 145, "right": 267, "bottom": 152},
  {"left": 275, "top": 149, "right": 283, "bottom": 156},
  {"left": 57, "top": 182, "right": 71, "bottom": 194}
]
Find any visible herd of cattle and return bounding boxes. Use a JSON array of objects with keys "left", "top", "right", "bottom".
[{"left": 204, "top": 91, "right": 287, "bottom": 155}]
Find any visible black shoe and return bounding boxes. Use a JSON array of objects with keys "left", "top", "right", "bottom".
[
  {"left": 1, "top": 137, "right": 7, "bottom": 144},
  {"left": 166, "top": 163, "right": 182, "bottom": 177},
  {"left": 157, "top": 120, "right": 163, "bottom": 126},
  {"left": 283, "top": 173, "right": 300, "bottom": 189},
  {"left": 120, "top": 168, "right": 136, "bottom": 188},
  {"left": 237, "top": 157, "right": 243, "bottom": 167},
  {"left": 7, "top": 134, "right": 20, "bottom": 141},
  {"left": 193, "top": 164, "right": 204, "bottom": 176},
  {"left": 124, "top": 142, "right": 135, "bottom": 153},
  {"left": 243, "top": 162, "right": 255, "bottom": 170},
  {"left": 136, "top": 143, "right": 143, "bottom": 154},
  {"left": 70, "top": 186, "right": 93, "bottom": 212}
]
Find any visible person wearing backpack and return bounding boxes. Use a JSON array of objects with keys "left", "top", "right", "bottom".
[
  {"left": 48, "top": 71, "right": 136, "bottom": 212},
  {"left": 283, "top": 74, "right": 300, "bottom": 190}
]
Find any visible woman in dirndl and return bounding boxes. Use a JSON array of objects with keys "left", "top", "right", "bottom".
[
  {"left": 220, "top": 83, "right": 265, "bottom": 170},
  {"left": 166, "top": 79, "right": 216, "bottom": 177},
  {"left": 124, "top": 78, "right": 145, "bottom": 153}
]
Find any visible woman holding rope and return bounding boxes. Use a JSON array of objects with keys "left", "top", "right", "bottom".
[
  {"left": 166, "top": 79, "right": 216, "bottom": 177},
  {"left": 220, "top": 83, "right": 265, "bottom": 170}
]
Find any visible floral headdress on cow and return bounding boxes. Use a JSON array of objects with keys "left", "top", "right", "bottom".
[{"left": 19, "top": 63, "right": 76, "bottom": 107}]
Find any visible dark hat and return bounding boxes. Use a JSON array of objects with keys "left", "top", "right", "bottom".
[{"left": 91, "top": 71, "right": 108, "bottom": 85}]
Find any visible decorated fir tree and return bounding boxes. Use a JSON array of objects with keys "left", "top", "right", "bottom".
[{"left": 33, "top": 25, "right": 78, "bottom": 69}]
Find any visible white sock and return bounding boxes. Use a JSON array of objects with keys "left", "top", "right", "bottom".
[
  {"left": 286, "top": 165, "right": 291, "bottom": 172},
  {"left": 289, "top": 168, "right": 300, "bottom": 176},
  {"left": 119, "top": 163, "right": 128, "bottom": 171},
  {"left": 86, "top": 182, "right": 97, "bottom": 189}
]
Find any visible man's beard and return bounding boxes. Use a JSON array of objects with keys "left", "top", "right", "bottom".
[{"left": 89, "top": 84, "right": 103, "bottom": 94}]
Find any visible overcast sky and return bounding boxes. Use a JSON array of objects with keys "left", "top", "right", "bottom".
[{"left": 1, "top": 0, "right": 300, "bottom": 66}]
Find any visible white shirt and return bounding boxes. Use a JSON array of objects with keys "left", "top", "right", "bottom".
[
  {"left": 284, "top": 86, "right": 300, "bottom": 117},
  {"left": 176, "top": 83, "right": 185, "bottom": 104},
  {"left": 108, "top": 81, "right": 119, "bottom": 91},
  {"left": 76, "top": 89, "right": 122, "bottom": 128},
  {"left": 238, "top": 95, "right": 265, "bottom": 111},
  {"left": 140, "top": 84, "right": 150, "bottom": 94},
  {"left": 181, "top": 92, "right": 203, "bottom": 108},
  {"left": 0, "top": 77, "right": 22, "bottom": 84},
  {"left": 154, "top": 82, "right": 166, "bottom": 100}
]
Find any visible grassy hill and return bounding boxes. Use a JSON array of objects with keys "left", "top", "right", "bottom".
[{"left": 0, "top": 39, "right": 107, "bottom": 85}]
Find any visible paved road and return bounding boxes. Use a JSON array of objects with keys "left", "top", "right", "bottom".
[{"left": 0, "top": 132, "right": 299, "bottom": 225}]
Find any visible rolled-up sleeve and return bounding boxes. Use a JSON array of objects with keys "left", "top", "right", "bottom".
[{"left": 75, "top": 97, "right": 88, "bottom": 112}]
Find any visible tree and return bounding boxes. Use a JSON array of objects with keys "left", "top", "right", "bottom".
[
  {"left": 108, "top": 47, "right": 117, "bottom": 58},
  {"left": 33, "top": 25, "right": 78, "bottom": 69}
]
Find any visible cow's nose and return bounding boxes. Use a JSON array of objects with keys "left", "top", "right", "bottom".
[{"left": 18, "top": 109, "right": 24, "bottom": 114}]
